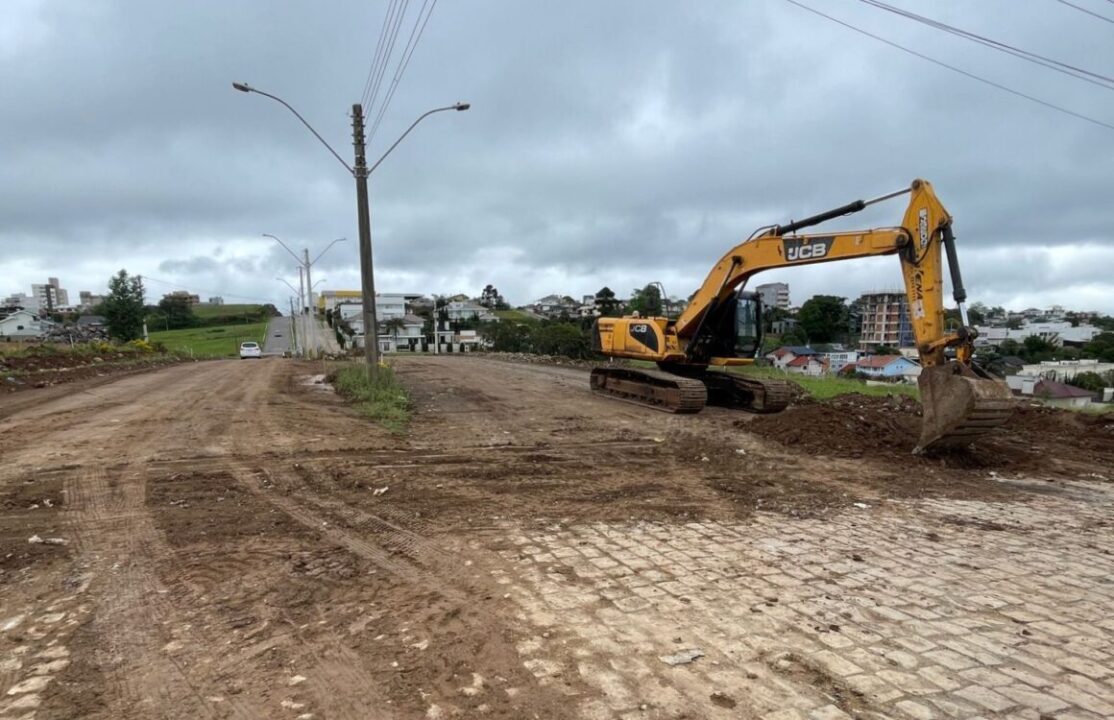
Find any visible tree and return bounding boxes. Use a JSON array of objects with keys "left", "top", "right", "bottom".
[
  {"left": 479, "top": 284, "right": 507, "bottom": 310},
  {"left": 530, "top": 322, "right": 590, "bottom": 358},
  {"left": 1022, "top": 335, "right": 1057, "bottom": 363},
  {"left": 781, "top": 325, "right": 810, "bottom": 347},
  {"left": 627, "top": 284, "right": 663, "bottom": 317},
  {"left": 1082, "top": 332, "right": 1114, "bottom": 362},
  {"left": 968, "top": 302, "right": 988, "bottom": 325},
  {"left": 384, "top": 317, "right": 406, "bottom": 348},
  {"left": 104, "top": 270, "right": 146, "bottom": 341},
  {"left": 480, "top": 321, "right": 532, "bottom": 352},
  {"left": 796, "top": 295, "right": 847, "bottom": 344},
  {"left": 1066, "top": 371, "right": 1106, "bottom": 394},
  {"left": 1006, "top": 317, "right": 1023, "bottom": 330},
  {"left": 594, "top": 286, "right": 621, "bottom": 316},
  {"left": 156, "top": 295, "right": 197, "bottom": 330}
]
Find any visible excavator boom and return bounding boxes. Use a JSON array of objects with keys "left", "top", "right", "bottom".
[{"left": 591, "top": 179, "right": 1013, "bottom": 451}]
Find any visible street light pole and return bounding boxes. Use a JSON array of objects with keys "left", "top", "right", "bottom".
[
  {"left": 233, "top": 80, "right": 468, "bottom": 379},
  {"left": 303, "top": 248, "right": 314, "bottom": 317}
]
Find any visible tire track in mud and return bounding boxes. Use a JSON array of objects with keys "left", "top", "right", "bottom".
[
  {"left": 63, "top": 465, "right": 263, "bottom": 718},
  {"left": 34, "top": 361, "right": 284, "bottom": 718}
]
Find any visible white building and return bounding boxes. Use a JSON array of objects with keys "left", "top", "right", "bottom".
[
  {"left": 755, "top": 282, "right": 790, "bottom": 310},
  {"left": 444, "top": 300, "right": 496, "bottom": 322},
  {"left": 0, "top": 310, "right": 53, "bottom": 339},
  {"left": 973, "top": 321, "right": 1101, "bottom": 348},
  {"left": 1016, "top": 359, "right": 1114, "bottom": 382},
  {"left": 31, "top": 278, "right": 69, "bottom": 311},
  {"left": 78, "top": 291, "right": 106, "bottom": 309},
  {"left": 2, "top": 293, "right": 39, "bottom": 313},
  {"left": 824, "top": 350, "right": 860, "bottom": 370}
]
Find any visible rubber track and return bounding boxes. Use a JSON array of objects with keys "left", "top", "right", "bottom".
[{"left": 590, "top": 367, "right": 707, "bottom": 413}]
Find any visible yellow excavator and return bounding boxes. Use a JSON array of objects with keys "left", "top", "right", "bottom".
[{"left": 591, "top": 179, "right": 1013, "bottom": 452}]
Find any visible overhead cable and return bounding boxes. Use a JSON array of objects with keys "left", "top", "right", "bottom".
[
  {"left": 364, "top": 0, "right": 412, "bottom": 117},
  {"left": 1055, "top": 0, "right": 1114, "bottom": 25},
  {"left": 783, "top": 0, "right": 1114, "bottom": 132},
  {"left": 369, "top": 0, "right": 440, "bottom": 145},
  {"left": 360, "top": 0, "right": 403, "bottom": 108},
  {"left": 858, "top": 0, "right": 1114, "bottom": 90}
]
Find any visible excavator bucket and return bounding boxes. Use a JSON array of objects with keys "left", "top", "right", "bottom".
[{"left": 916, "top": 363, "right": 1014, "bottom": 452}]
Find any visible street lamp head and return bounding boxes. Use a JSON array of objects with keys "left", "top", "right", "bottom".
[
  {"left": 454, "top": 102, "right": 471, "bottom": 111},
  {"left": 232, "top": 82, "right": 253, "bottom": 93}
]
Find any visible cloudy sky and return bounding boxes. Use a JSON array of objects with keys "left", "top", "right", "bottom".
[{"left": 3, "top": 0, "right": 1113, "bottom": 314}]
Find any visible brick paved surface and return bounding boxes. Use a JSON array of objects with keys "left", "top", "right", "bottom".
[{"left": 494, "top": 479, "right": 1114, "bottom": 719}]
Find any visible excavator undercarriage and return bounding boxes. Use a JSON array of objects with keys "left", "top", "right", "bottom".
[{"left": 589, "top": 366, "right": 791, "bottom": 415}]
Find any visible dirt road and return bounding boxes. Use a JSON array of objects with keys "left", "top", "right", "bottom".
[{"left": 1, "top": 356, "right": 1112, "bottom": 719}]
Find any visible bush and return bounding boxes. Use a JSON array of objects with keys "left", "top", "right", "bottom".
[
  {"left": 530, "top": 322, "right": 590, "bottom": 358},
  {"left": 127, "top": 339, "right": 155, "bottom": 354},
  {"left": 331, "top": 364, "right": 410, "bottom": 432}
]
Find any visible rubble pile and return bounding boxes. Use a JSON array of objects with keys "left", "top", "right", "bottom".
[{"left": 42, "top": 324, "right": 110, "bottom": 343}]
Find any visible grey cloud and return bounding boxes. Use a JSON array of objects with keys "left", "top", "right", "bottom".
[{"left": 2, "top": 1, "right": 1112, "bottom": 312}]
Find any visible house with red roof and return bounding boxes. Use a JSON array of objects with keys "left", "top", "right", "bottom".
[
  {"left": 1030, "top": 379, "right": 1095, "bottom": 409},
  {"left": 784, "top": 354, "right": 829, "bottom": 377},
  {"left": 765, "top": 345, "right": 818, "bottom": 370}
]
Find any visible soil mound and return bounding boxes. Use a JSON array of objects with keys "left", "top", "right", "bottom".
[{"left": 743, "top": 393, "right": 1114, "bottom": 476}]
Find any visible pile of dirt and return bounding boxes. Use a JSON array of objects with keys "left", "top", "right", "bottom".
[
  {"left": 2, "top": 353, "right": 182, "bottom": 393},
  {"left": 743, "top": 393, "right": 1114, "bottom": 477}
]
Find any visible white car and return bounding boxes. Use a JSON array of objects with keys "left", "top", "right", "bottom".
[{"left": 239, "top": 341, "right": 262, "bottom": 359}]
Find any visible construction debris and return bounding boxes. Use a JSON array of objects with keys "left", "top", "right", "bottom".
[{"left": 659, "top": 648, "right": 705, "bottom": 666}]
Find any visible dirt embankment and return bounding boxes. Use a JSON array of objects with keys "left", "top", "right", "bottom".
[
  {"left": 744, "top": 393, "right": 1114, "bottom": 480},
  {"left": 1, "top": 351, "right": 182, "bottom": 394}
]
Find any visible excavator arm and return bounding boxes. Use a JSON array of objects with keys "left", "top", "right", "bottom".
[
  {"left": 590, "top": 179, "right": 1014, "bottom": 452},
  {"left": 675, "top": 179, "right": 962, "bottom": 367}
]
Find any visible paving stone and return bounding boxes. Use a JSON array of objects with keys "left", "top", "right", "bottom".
[
  {"left": 894, "top": 699, "right": 936, "bottom": 720},
  {"left": 496, "top": 487, "right": 1114, "bottom": 720},
  {"left": 998, "top": 683, "right": 1069, "bottom": 714},
  {"left": 955, "top": 685, "right": 1015, "bottom": 712}
]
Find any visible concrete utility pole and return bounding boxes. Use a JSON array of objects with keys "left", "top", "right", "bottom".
[
  {"left": 303, "top": 248, "right": 314, "bottom": 316},
  {"left": 289, "top": 297, "right": 299, "bottom": 355},
  {"left": 351, "top": 104, "right": 380, "bottom": 377},
  {"left": 298, "top": 266, "right": 305, "bottom": 314}
]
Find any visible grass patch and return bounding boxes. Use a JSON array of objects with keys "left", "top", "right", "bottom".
[
  {"left": 148, "top": 322, "right": 268, "bottom": 358},
  {"left": 730, "top": 365, "right": 920, "bottom": 400},
  {"left": 494, "top": 309, "right": 540, "bottom": 323},
  {"left": 625, "top": 360, "right": 918, "bottom": 401},
  {"left": 192, "top": 303, "right": 264, "bottom": 318},
  {"left": 331, "top": 364, "right": 410, "bottom": 432}
]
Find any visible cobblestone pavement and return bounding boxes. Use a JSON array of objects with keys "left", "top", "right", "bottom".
[{"left": 495, "top": 478, "right": 1114, "bottom": 719}]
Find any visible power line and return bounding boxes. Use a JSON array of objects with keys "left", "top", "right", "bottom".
[
  {"left": 360, "top": 0, "right": 402, "bottom": 108},
  {"left": 369, "top": 0, "right": 440, "bottom": 145},
  {"left": 858, "top": 0, "right": 1114, "bottom": 90},
  {"left": 361, "top": 0, "right": 405, "bottom": 110},
  {"left": 363, "top": 0, "right": 412, "bottom": 117},
  {"left": 782, "top": 0, "right": 1114, "bottom": 132},
  {"left": 1055, "top": 0, "right": 1114, "bottom": 25}
]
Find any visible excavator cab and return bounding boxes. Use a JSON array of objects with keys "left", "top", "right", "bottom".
[
  {"left": 733, "top": 292, "right": 762, "bottom": 358},
  {"left": 687, "top": 289, "right": 764, "bottom": 362}
]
